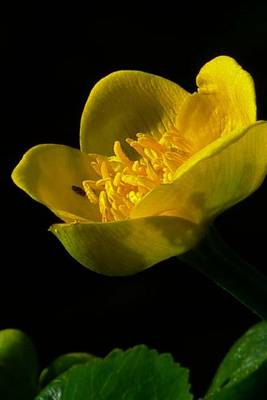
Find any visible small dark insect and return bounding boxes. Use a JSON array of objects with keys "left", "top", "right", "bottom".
[{"left": 72, "top": 185, "right": 86, "bottom": 197}]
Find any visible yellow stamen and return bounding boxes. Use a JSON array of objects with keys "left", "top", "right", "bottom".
[
  {"left": 83, "top": 129, "right": 192, "bottom": 222},
  {"left": 137, "top": 136, "right": 163, "bottom": 154},
  {"left": 100, "top": 160, "right": 110, "bottom": 179},
  {"left": 126, "top": 138, "right": 146, "bottom": 157},
  {"left": 99, "top": 191, "right": 111, "bottom": 222},
  {"left": 113, "top": 172, "right": 122, "bottom": 187},
  {"left": 110, "top": 207, "right": 124, "bottom": 221},
  {"left": 82, "top": 181, "right": 98, "bottom": 204},
  {"left": 114, "top": 141, "right": 133, "bottom": 166},
  {"left": 96, "top": 178, "right": 110, "bottom": 189},
  {"left": 118, "top": 204, "right": 129, "bottom": 217}
]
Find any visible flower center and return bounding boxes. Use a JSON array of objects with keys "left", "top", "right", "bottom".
[{"left": 82, "top": 129, "right": 191, "bottom": 222}]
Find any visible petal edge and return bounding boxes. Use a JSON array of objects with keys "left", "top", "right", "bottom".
[
  {"left": 12, "top": 144, "right": 101, "bottom": 222},
  {"left": 50, "top": 216, "right": 203, "bottom": 276},
  {"left": 80, "top": 70, "right": 189, "bottom": 156}
]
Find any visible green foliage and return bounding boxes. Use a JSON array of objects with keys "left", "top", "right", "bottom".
[
  {"left": 204, "top": 320, "right": 267, "bottom": 399},
  {"left": 36, "top": 345, "right": 192, "bottom": 400},
  {"left": 0, "top": 322, "right": 267, "bottom": 399},
  {"left": 39, "top": 353, "right": 96, "bottom": 388},
  {"left": 0, "top": 329, "right": 39, "bottom": 400}
]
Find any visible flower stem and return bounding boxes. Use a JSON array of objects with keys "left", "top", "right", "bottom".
[{"left": 179, "top": 225, "right": 267, "bottom": 320}]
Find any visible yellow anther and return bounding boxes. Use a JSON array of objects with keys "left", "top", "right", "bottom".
[
  {"left": 113, "top": 172, "right": 122, "bottom": 187},
  {"left": 118, "top": 204, "right": 130, "bottom": 218},
  {"left": 145, "top": 160, "right": 160, "bottom": 182},
  {"left": 96, "top": 178, "right": 110, "bottom": 188},
  {"left": 138, "top": 137, "right": 163, "bottom": 154},
  {"left": 144, "top": 147, "right": 158, "bottom": 161},
  {"left": 163, "top": 171, "right": 173, "bottom": 183},
  {"left": 121, "top": 175, "right": 138, "bottom": 186},
  {"left": 100, "top": 160, "right": 110, "bottom": 179},
  {"left": 84, "top": 129, "right": 191, "bottom": 222},
  {"left": 126, "top": 138, "right": 146, "bottom": 157},
  {"left": 137, "top": 176, "right": 157, "bottom": 190},
  {"left": 82, "top": 181, "right": 99, "bottom": 204},
  {"left": 82, "top": 179, "right": 98, "bottom": 189},
  {"left": 128, "top": 190, "right": 141, "bottom": 205},
  {"left": 105, "top": 180, "right": 119, "bottom": 203},
  {"left": 114, "top": 141, "right": 133, "bottom": 165},
  {"left": 110, "top": 208, "right": 124, "bottom": 221},
  {"left": 132, "top": 160, "right": 140, "bottom": 173},
  {"left": 162, "top": 154, "right": 180, "bottom": 173},
  {"left": 123, "top": 197, "right": 133, "bottom": 209},
  {"left": 164, "top": 151, "right": 182, "bottom": 161},
  {"left": 90, "top": 161, "right": 101, "bottom": 175},
  {"left": 99, "top": 190, "right": 110, "bottom": 221}
]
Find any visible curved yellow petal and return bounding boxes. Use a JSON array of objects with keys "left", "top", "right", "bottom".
[
  {"left": 132, "top": 122, "right": 267, "bottom": 224},
  {"left": 80, "top": 70, "right": 189, "bottom": 156},
  {"left": 177, "top": 56, "right": 257, "bottom": 151},
  {"left": 11, "top": 144, "right": 101, "bottom": 222},
  {"left": 50, "top": 216, "right": 203, "bottom": 276}
]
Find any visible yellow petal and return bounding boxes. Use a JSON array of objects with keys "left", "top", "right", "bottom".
[
  {"left": 11, "top": 144, "right": 101, "bottom": 222},
  {"left": 132, "top": 122, "right": 267, "bottom": 224},
  {"left": 177, "top": 56, "right": 257, "bottom": 151},
  {"left": 50, "top": 216, "right": 203, "bottom": 276},
  {"left": 80, "top": 70, "right": 189, "bottom": 156}
]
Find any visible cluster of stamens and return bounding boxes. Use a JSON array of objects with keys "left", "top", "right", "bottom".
[{"left": 80, "top": 129, "right": 191, "bottom": 222}]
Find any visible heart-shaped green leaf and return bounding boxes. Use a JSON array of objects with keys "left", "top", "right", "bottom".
[
  {"left": 0, "top": 329, "right": 39, "bottom": 400},
  {"left": 205, "top": 321, "right": 267, "bottom": 399},
  {"left": 36, "top": 345, "right": 192, "bottom": 400}
]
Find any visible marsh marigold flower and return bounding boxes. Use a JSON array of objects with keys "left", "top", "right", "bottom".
[{"left": 12, "top": 56, "right": 267, "bottom": 275}]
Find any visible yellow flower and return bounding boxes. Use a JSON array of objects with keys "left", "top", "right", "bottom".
[{"left": 12, "top": 56, "right": 267, "bottom": 275}]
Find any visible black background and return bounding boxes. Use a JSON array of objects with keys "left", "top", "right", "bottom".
[{"left": 2, "top": 4, "right": 267, "bottom": 398}]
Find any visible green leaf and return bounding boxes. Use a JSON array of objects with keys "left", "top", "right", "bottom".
[
  {"left": 204, "top": 321, "right": 267, "bottom": 399},
  {"left": 0, "top": 329, "right": 39, "bottom": 400},
  {"left": 36, "top": 345, "right": 192, "bottom": 400},
  {"left": 39, "top": 353, "right": 96, "bottom": 388}
]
